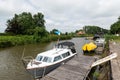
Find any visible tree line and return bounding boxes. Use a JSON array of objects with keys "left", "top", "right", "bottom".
[
  {"left": 75, "top": 16, "right": 120, "bottom": 35},
  {"left": 4, "top": 12, "right": 120, "bottom": 36},
  {"left": 5, "top": 12, "right": 48, "bottom": 37},
  {"left": 110, "top": 17, "right": 120, "bottom": 34}
]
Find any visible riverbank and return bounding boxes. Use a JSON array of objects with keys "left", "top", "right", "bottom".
[
  {"left": 0, "top": 35, "right": 71, "bottom": 48},
  {"left": 105, "top": 34, "right": 120, "bottom": 42},
  {"left": 109, "top": 41, "right": 120, "bottom": 80},
  {"left": 86, "top": 36, "right": 120, "bottom": 80}
]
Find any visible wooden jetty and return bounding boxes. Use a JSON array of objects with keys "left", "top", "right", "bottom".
[
  {"left": 95, "top": 47, "right": 104, "bottom": 54},
  {"left": 40, "top": 54, "right": 95, "bottom": 80},
  {"left": 109, "top": 41, "right": 120, "bottom": 80}
]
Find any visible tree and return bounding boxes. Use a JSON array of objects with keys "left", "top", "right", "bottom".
[
  {"left": 5, "top": 12, "right": 47, "bottom": 36},
  {"left": 6, "top": 14, "right": 21, "bottom": 34},
  {"left": 34, "top": 27, "right": 48, "bottom": 37},
  {"left": 83, "top": 26, "right": 109, "bottom": 34},
  {"left": 110, "top": 17, "right": 120, "bottom": 34},
  {"left": 33, "top": 13, "right": 45, "bottom": 27}
]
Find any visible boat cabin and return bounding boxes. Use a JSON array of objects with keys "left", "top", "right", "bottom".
[
  {"left": 35, "top": 48, "right": 73, "bottom": 63},
  {"left": 35, "top": 42, "right": 76, "bottom": 63}
]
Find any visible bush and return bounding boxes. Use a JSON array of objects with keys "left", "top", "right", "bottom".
[
  {"left": 0, "top": 35, "right": 35, "bottom": 48},
  {"left": 105, "top": 34, "right": 120, "bottom": 41},
  {"left": 0, "top": 35, "right": 72, "bottom": 48},
  {"left": 0, "top": 41, "right": 13, "bottom": 48}
]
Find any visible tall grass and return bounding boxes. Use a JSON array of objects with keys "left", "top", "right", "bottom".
[
  {"left": 40, "top": 35, "right": 72, "bottom": 43},
  {"left": 0, "top": 35, "right": 35, "bottom": 48},
  {"left": 104, "top": 34, "right": 120, "bottom": 42},
  {"left": 0, "top": 35, "right": 72, "bottom": 48}
]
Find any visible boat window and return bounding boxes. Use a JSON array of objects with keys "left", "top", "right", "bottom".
[
  {"left": 36, "top": 56, "right": 43, "bottom": 61},
  {"left": 42, "top": 57, "right": 52, "bottom": 63},
  {"left": 54, "top": 55, "right": 62, "bottom": 62},
  {"left": 62, "top": 52, "right": 70, "bottom": 58}
]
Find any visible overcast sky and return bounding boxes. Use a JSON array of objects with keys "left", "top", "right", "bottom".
[{"left": 0, "top": 0, "right": 120, "bottom": 33}]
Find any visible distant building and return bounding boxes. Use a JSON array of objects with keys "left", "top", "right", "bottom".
[{"left": 77, "top": 31, "right": 85, "bottom": 35}]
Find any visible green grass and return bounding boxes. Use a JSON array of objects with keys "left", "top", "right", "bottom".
[
  {"left": 104, "top": 34, "right": 120, "bottom": 42},
  {"left": 0, "top": 35, "right": 35, "bottom": 48},
  {"left": 40, "top": 35, "right": 72, "bottom": 43},
  {"left": 0, "top": 35, "right": 72, "bottom": 48}
]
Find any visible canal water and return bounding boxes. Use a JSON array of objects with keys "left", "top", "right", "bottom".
[{"left": 0, "top": 38, "right": 89, "bottom": 80}]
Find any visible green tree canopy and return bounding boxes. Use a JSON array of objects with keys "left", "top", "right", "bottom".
[
  {"left": 83, "top": 26, "right": 109, "bottom": 34},
  {"left": 110, "top": 17, "right": 120, "bottom": 34},
  {"left": 5, "top": 12, "right": 47, "bottom": 36}
]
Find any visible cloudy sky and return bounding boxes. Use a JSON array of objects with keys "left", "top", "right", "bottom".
[{"left": 0, "top": 0, "right": 120, "bottom": 33}]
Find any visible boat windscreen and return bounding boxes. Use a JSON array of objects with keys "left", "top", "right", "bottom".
[
  {"left": 42, "top": 57, "right": 52, "bottom": 63},
  {"left": 57, "top": 41, "right": 75, "bottom": 47}
]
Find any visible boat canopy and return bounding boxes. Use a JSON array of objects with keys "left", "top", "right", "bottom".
[
  {"left": 57, "top": 41, "right": 75, "bottom": 47},
  {"left": 82, "top": 42, "right": 97, "bottom": 51},
  {"left": 93, "top": 34, "right": 100, "bottom": 40}
]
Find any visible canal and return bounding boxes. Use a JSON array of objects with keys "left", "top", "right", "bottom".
[{"left": 0, "top": 38, "right": 89, "bottom": 80}]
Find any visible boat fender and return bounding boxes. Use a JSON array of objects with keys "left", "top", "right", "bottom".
[{"left": 62, "top": 62, "right": 65, "bottom": 65}]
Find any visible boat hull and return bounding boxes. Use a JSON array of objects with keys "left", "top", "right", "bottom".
[{"left": 27, "top": 55, "right": 76, "bottom": 79}]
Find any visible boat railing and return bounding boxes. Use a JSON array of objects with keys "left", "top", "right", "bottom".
[{"left": 21, "top": 56, "right": 34, "bottom": 68}]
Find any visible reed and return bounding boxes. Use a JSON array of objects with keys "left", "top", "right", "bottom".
[
  {"left": 0, "top": 35, "right": 72, "bottom": 48},
  {"left": 0, "top": 35, "right": 35, "bottom": 48},
  {"left": 104, "top": 34, "right": 120, "bottom": 41}
]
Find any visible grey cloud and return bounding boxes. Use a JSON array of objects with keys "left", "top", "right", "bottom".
[{"left": 0, "top": 0, "right": 120, "bottom": 32}]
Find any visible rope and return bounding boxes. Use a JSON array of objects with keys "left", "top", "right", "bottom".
[
  {"left": 42, "top": 67, "right": 46, "bottom": 79},
  {"left": 34, "top": 68, "right": 37, "bottom": 80},
  {"left": 21, "top": 47, "right": 25, "bottom": 60},
  {"left": 41, "top": 67, "right": 47, "bottom": 80}
]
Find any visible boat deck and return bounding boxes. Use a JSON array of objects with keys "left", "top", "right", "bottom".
[
  {"left": 109, "top": 41, "right": 120, "bottom": 80},
  {"left": 40, "top": 54, "right": 94, "bottom": 80}
]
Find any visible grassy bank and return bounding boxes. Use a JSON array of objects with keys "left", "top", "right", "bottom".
[
  {"left": 86, "top": 38, "right": 111, "bottom": 80},
  {"left": 0, "top": 35, "right": 35, "bottom": 48},
  {"left": 0, "top": 35, "right": 72, "bottom": 48},
  {"left": 105, "top": 34, "right": 120, "bottom": 42}
]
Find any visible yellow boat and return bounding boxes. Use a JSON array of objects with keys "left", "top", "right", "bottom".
[{"left": 82, "top": 42, "right": 97, "bottom": 52}]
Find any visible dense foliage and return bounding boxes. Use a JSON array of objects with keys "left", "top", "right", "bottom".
[
  {"left": 0, "top": 35, "right": 35, "bottom": 48},
  {"left": 110, "top": 17, "right": 120, "bottom": 34},
  {"left": 0, "top": 35, "right": 72, "bottom": 48},
  {"left": 105, "top": 34, "right": 120, "bottom": 41},
  {"left": 5, "top": 12, "right": 47, "bottom": 37}
]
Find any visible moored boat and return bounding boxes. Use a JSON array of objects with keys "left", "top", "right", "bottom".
[
  {"left": 94, "top": 38, "right": 105, "bottom": 47},
  {"left": 22, "top": 41, "right": 77, "bottom": 79},
  {"left": 82, "top": 42, "right": 97, "bottom": 54}
]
